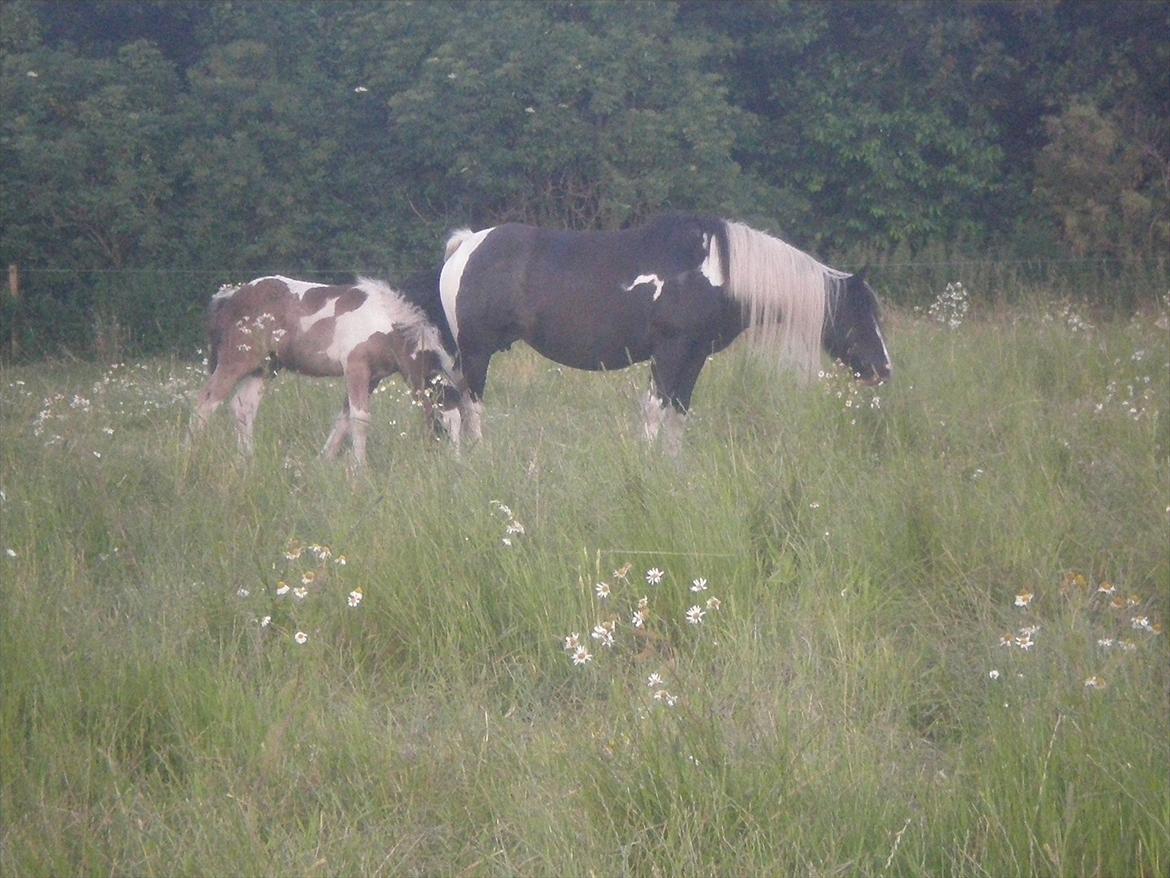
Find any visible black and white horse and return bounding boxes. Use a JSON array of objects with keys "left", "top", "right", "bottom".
[
  {"left": 192, "top": 274, "right": 463, "bottom": 465},
  {"left": 440, "top": 215, "right": 892, "bottom": 452}
]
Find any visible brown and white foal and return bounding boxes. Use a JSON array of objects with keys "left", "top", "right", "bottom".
[{"left": 192, "top": 275, "right": 462, "bottom": 465}]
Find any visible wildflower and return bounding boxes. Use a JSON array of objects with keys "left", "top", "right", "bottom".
[
  {"left": 1097, "top": 638, "right": 1114, "bottom": 648},
  {"left": 348, "top": 589, "right": 363, "bottom": 608},
  {"left": 591, "top": 624, "right": 614, "bottom": 648},
  {"left": 237, "top": 587, "right": 250, "bottom": 598},
  {"left": 1014, "top": 592, "right": 1034, "bottom": 608},
  {"left": 645, "top": 567, "right": 664, "bottom": 586},
  {"left": 631, "top": 610, "right": 646, "bottom": 628},
  {"left": 1015, "top": 636, "right": 1035, "bottom": 651},
  {"left": 505, "top": 521, "right": 525, "bottom": 536},
  {"left": 988, "top": 669, "right": 1000, "bottom": 680},
  {"left": 489, "top": 500, "right": 513, "bottom": 519},
  {"left": 1019, "top": 624, "right": 1040, "bottom": 639},
  {"left": 690, "top": 578, "right": 708, "bottom": 592},
  {"left": 594, "top": 582, "right": 610, "bottom": 599},
  {"left": 1125, "top": 595, "right": 1141, "bottom": 608},
  {"left": 653, "top": 689, "right": 678, "bottom": 707},
  {"left": 571, "top": 645, "right": 592, "bottom": 666},
  {"left": 260, "top": 615, "right": 271, "bottom": 628},
  {"left": 312, "top": 544, "right": 332, "bottom": 561},
  {"left": 647, "top": 672, "right": 664, "bottom": 688},
  {"left": 706, "top": 597, "right": 721, "bottom": 611},
  {"left": 284, "top": 541, "right": 304, "bottom": 561},
  {"left": 563, "top": 632, "right": 581, "bottom": 651},
  {"left": 4, "top": 549, "right": 15, "bottom": 558},
  {"left": 1083, "top": 676, "right": 1105, "bottom": 689},
  {"left": 685, "top": 605, "right": 706, "bottom": 625},
  {"left": 637, "top": 596, "right": 649, "bottom": 609},
  {"left": 501, "top": 537, "right": 512, "bottom": 547},
  {"left": 1131, "top": 616, "right": 1153, "bottom": 632},
  {"left": 301, "top": 571, "right": 316, "bottom": 585},
  {"left": 293, "top": 586, "right": 308, "bottom": 600},
  {"left": 294, "top": 631, "right": 308, "bottom": 645},
  {"left": 275, "top": 581, "right": 290, "bottom": 596},
  {"left": 1118, "top": 639, "right": 1137, "bottom": 652},
  {"left": 613, "top": 563, "right": 632, "bottom": 580},
  {"left": 334, "top": 555, "right": 347, "bottom": 566},
  {"left": 353, "top": 85, "right": 369, "bottom": 93}
]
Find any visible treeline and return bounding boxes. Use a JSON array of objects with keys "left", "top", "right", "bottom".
[{"left": 1, "top": 0, "right": 1167, "bottom": 358}]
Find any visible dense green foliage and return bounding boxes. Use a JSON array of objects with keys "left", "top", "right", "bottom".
[
  {"left": 1, "top": 0, "right": 1168, "bottom": 357},
  {"left": 2, "top": 296, "right": 1167, "bottom": 874}
]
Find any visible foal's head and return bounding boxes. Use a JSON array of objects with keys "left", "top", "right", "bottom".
[{"left": 823, "top": 273, "right": 892, "bottom": 385}]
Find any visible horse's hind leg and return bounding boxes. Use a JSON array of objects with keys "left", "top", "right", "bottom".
[
  {"left": 322, "top": 397, "right": 351, "bottom": 459},
  {"left": 191, "top": 367, "right": 244, "bottom": 440},
  {"left": 457, "top": 347, "right": 492, "bottom": 443},
  {"left": 230, "top": 372, "right": 267, "bottom": 454}
]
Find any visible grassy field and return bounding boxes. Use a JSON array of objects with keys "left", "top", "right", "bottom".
[{"left": 1, "top": 294, "right": 1167, "bottom": 876}]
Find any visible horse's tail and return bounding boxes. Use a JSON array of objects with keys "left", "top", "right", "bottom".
[
  {"left": 206, "top": 283, "right": 241, "bottom": 374},
  {"left": 444, "top": 228, "right": 476, "bottom": 262},
  {"left": 399, "top": 268, "right": 457, "bottom": 356}
]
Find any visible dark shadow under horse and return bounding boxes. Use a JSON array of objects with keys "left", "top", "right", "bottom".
[{"left": 439, "top": 215, "right": 892, "bottom": 453}]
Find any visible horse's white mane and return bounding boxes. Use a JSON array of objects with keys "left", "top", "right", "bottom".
[
  {"left": 722, "top": 221, "right": 850, "bottom": 377},
  {"left": 444, "top": 228, "right": 476, "bottom": 261}
]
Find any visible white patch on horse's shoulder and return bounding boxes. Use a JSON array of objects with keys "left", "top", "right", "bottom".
[
  {"left": 700, "top": 233, "right": 724, "bottom": 287},
  {"left": 624, "top": 273, "right": 665, "bottom": 301},
  {"left": 440, "top": 227, "right": 496, "bottom": 345}
]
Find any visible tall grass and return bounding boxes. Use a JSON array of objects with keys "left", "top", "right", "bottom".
[{"left": 1, "top": 295, "right": 1167, "bottom": 876}]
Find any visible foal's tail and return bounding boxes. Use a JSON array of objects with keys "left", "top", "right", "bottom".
[
  {"left": 444, "top": 228, "right": 476, "bottom": 262},
  {"left": 205, "top": 283, "right": 239, "bottom": 374}
]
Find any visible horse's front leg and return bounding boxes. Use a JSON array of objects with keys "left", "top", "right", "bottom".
[
  {"left": 647, "top": 341, "right": 708, "bottom": 456},
  {"left": 343, "top": 362, "right": 374, "bottom": 467}
]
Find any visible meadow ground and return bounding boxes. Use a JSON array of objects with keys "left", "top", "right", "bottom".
[{"left": 1, "top": 293, "right": 1167, "bottom": 876}]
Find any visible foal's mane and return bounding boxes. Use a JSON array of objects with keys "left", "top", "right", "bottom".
[
  {"left": 722, "top": 221, "right": 850, "bottom": 376},
  {"left": 355, "top": 276, "right": 454, "bottom": 374}
]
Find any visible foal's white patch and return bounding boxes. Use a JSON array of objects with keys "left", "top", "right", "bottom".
[
  {"left": 624, "top": 273, "right": 665, "bottom": 301},
  {"left": 699, "top": 233, "right": 724, "bottom": 287},
  {"left": 440, "top": 227, "right": 495, "bottom": 344},
  {"left": 325, "top": 278, "right": 426, "bottom": 366}
]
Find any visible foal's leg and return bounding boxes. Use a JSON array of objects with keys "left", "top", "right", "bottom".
[
  {"left": 321, "top": 397, "right": 351, "bottom": 459},
  {"left": 191, "top": 364, "right": 250, "bottom": 441},
  {"left": 230, "top": 372, "right": 267, "bottom": 454},
  {"left": 343, "top": 361, "right": 374, "bottom": 467}
]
